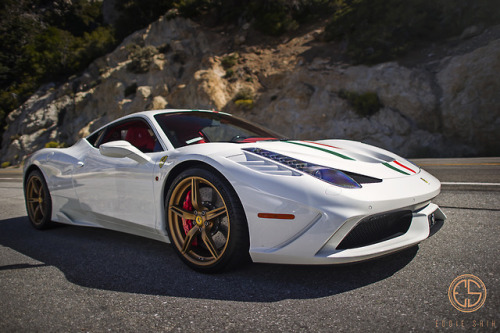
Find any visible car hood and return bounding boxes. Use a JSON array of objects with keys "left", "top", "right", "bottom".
[
  {"left": 238, "top": 139, "right": 420, "bottom": 180},
  {"left": 174, "top": 139, "right": 420, "bottom": 180}
]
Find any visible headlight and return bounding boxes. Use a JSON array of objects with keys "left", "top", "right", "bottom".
[
  {"left": 307, "top": 167, "right": 362, "bottom": 189},
  {"left": 244, "top": 148, "right": 362, "bottom": 189}
]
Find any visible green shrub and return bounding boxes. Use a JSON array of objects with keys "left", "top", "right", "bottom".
[
  {"left": 78, "top": 26, "right": 116, "bottom": 64},
  {"left": 254, "top": 7, "right": 298, "bottom": 36},
  {"left": 338, "top": 90, "right": 382, "bottom": 117},
  {"left": 224, "top": 69, "right": 235, "bottom": 79},
  {"left": 234, "top": 87, "right": 255, "bottom": 109},
  {"left": 21, "top": 23, "right": 114, "bottom": 82},
  {"left": 127, "top": 45, "right": 159, "bottom": 74},
  {"left": 235, "top": 99, "right": 254, "bottom": 110},
  {"left": 221, "top": 53, "right": 238, "bottom": 69},
  {"left": 45, "top": 141, "right": 66, "bottom": 148},
  {"left": 234, "top": 87, "right": 254, "bottom": 101},
  {"left": 174, "top": 0, "right": 216, "bottom": 18},
  {"left": 0, "top": 161, "right": 11, "bottom": 168},
  {"left": 114, "top": 1, "right": 173, "bottom": 39},
  {"left": 249, "top": 0, "right": 335, "bottom": 36}
]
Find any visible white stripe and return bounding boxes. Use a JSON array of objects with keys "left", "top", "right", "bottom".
[
  {"left": 185, "top": 137, "right": 203, "bottom": 144},
  {"left": 441, "top": 182, "right": 500, "bottom": 186}
]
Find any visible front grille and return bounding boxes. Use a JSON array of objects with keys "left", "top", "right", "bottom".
[{"left": 337, "top": 210, "right": 412, "bottom": 249}]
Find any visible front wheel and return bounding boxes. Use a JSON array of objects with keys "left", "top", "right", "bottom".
[{"left": 165, "top": 167, "right": 250, "bottom": 273}]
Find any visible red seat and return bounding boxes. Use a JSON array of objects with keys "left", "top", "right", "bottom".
[{"left": 125, "top": 127, "right": 154, "bottom": 152}]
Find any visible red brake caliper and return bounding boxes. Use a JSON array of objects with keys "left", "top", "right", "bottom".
[{"left": 182, "top": 190, "right": 198, "bottom": 246}]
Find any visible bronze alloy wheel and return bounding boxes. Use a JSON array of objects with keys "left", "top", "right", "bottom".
[
  {"left": 25, "top": 170, "right": 53, "bottom": 229},
  {"left": 168, "top": 176, "right": 230, "bottom": 265},
  {"left": 166, "top": 168, "right": 249, "bottom": 272}
]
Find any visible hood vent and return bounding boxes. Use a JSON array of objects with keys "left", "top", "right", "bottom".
[
  {"left": 243, "top": 147, "right": 381, "bottom": 184},
  {"left": 238, "top": 159, "right": 299, "bottom": 176}
]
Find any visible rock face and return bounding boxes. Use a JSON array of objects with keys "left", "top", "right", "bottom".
[
  {"left": 1, "top": 17, "right": 499, "bottom": 165},
  {"left": 438, "top": 39, "right": 500, "bottom": 155}
]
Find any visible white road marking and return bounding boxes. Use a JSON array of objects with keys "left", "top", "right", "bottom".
[
  {"left": 3, "top": 179, "right": 500, "bottom": 186},
  {"left": 441, "top": 182, "right": 500, "bottom": 186}
]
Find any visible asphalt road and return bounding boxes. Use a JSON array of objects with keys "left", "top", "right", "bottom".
[{"left": 0, "top": 159, "right": 499, "bottom": 332}]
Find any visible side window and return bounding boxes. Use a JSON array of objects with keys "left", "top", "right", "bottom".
[
  {"left": 86, "top": 128, "right": 105, "bottom": 147},
  {"left": 98, "top": 119, "right": 163, "bottom": 153}
]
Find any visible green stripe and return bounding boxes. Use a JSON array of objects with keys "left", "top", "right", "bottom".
[
  {"left": 286, "top": 141, "right": 355, "bottom": 160},
  {"left": 383, "top": 162, "right": 410, "bottom": 175}
]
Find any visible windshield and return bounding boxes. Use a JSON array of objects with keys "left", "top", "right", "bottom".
[{"left": 154, "top": 111, "right": 286, "bottom": 148}]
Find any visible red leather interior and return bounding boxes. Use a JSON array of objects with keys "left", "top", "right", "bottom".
[{"left": 125, "top": 127, "right": 154, "bottom": 152}]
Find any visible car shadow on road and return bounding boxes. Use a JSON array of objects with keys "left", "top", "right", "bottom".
[{"left": 0, "top": 216, "right": 417, "bottom": 302}]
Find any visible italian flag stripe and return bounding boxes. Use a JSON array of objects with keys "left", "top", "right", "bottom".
[
  {"left": 286, "top": 141, "right": 355, "bottom": 160},
  {"left": 302, "top": 140, "right": 341, "bottom": 149},
  {"left": 393, "top": 160, "right": 416, "bottom": 173},
  {"left": 383, "top": 162, "right": 410, "bottom": 175}
]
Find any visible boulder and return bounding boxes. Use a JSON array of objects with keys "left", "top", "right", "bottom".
[{"left": 438, "top": 39, "right": 500, "bottom": 156}]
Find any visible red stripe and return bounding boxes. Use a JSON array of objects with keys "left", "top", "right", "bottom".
[
  {"left": 393, "top": 160, "right": 416, "bottom": 173},
  {"left": 240, "top": 137, "right": 277, "bottom": 143},
  {"left": 302, "top": 140, "right": 341, "bottom": 149},
  {"left": 258, "top": 213, "right": 295, "bottom": 220}
]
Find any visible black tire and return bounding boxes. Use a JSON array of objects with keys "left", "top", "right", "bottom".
[
  {"left": 25, "top": 170, "right": 53, "bottom": 230},
  {"left": 165, "top": 167, "right": 250, "bottom": 273}
]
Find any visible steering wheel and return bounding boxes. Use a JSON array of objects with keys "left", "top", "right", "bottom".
[{"left": 230, "top": 135, "right": 246, "bottom": 143}]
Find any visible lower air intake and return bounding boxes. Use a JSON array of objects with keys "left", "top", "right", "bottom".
[{"left": 337, "top": 210, "right": 412, "bottom": 249}]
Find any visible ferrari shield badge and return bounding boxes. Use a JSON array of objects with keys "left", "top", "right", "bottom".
[{"left": 159, "top": 155, "right": 168, "bottom": 168}]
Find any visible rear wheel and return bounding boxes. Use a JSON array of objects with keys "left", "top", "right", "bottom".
[
  {"left": 25, "top": 170, "right": 53, "bottom": 230},
  {"left": 166, "top": 167, "right": 249, "bottom": 273}
]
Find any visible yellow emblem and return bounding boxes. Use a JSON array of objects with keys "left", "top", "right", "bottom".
[
  {"left": 159, "top": 155, "right": 168, "bottom": 168},
  {"left": 195, "top": 216, "right": 203, "bottom": 226}
]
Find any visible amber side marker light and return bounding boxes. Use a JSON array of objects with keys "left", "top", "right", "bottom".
[{"left": 258, "top": 213, "right": 295, "bottom": 220}]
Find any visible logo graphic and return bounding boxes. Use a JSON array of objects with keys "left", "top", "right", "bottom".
[
  {"left": 159, "top": 155, "right": 168, "bottom": 168},
  {"left": 448, "top": 274, "right": 487, "bottom": 313},
  {"left": 420, "top": 177, "right": 429, "bottom": 184},
  {"left": 195, "top": 215, "right": 203, "bottom": 226}
]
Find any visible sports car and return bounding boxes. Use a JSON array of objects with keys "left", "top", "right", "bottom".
[{"left": 23, "top": 109, "right": 446, "bottom": 272}]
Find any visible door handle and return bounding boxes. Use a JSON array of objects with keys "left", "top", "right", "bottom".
[{"left": 77, "top": 161, "right": 85, "bottom": 168}]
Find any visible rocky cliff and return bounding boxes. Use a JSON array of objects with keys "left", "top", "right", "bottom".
[{"left": 2, "top": 16, "right": 499, "bottom": 165}]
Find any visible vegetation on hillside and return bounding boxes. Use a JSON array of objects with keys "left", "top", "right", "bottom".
[
  {"left": 338, "top": 90, "right": 382, "bottom": 117},
  {"left": 112, "top": 0, "right": 336, "bottom": 39},
  {"left": 324, "top": 0, "right": 500, "bottom": 64},
  {"left": 1, "top": 0, "right": 499, "bottom": 146},
  {"left": 0, "top": 0, "right": 335, "bottom": 144},
  {"left": 0, "top": 0, "right": 115, "bottom": 144}
]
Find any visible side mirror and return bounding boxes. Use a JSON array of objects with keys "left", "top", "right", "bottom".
[{"left": 99, "top": 140, "right": 152, "bottom": 164}]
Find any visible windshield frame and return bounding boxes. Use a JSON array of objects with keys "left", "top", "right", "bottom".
[{"left": 154, "top": 111, "right": 286, "bottom": 148}]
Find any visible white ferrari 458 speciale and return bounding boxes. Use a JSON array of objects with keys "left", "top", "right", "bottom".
[{"left": 23, "top": 109, "right": 445, "bottom": 272}]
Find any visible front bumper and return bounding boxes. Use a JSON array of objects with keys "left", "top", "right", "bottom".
[
  {"left": 250, "top": 202, "right": 446, "bottom": 265},
  {"left": 223, "top": 152, "right": 446, "bottom": 265}
]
